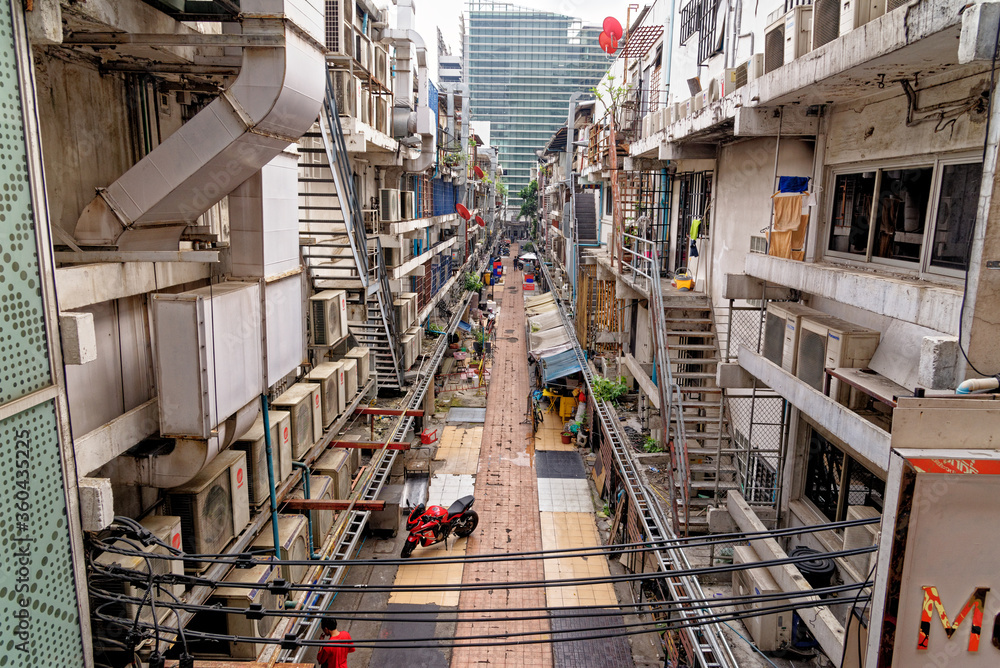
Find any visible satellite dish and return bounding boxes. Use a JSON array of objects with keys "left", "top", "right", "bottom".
[
  {"left": 603, "top": 17, "right": 623, "bottom": 41},
  {"left": 599, "top": 31, "right": 618, "bottom": 55},
  {"left": 476, "top": 215, "right": 486, "bottom": 228},
  {"left": 456, "top": 203, "right": 471, "bottom": 220},
  {"left": 474, "top": 165, "right": 485, "bottom": 179}
]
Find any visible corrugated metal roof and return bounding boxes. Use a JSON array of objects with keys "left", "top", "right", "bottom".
[{"left": 540, "top": 348, "right": 583, "bottom": 383}]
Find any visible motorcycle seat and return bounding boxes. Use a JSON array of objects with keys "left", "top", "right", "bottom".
[{"left": 448, "top": 495, "right": 474, "bottom": 516}]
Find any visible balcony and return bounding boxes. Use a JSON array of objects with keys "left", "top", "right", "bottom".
[{"left": 744, "top": 254, "right": 961, "bottom": 335}]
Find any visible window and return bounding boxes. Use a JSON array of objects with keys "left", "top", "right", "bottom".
[
  {"left": 604, "top": 184, "right": 613, "bottom": 216},
  {"left": 804, "top": 428, "right": 885, "bottom": 522},
  {"left": 825, "top": 156, "right": 983, "bottom": 275}
]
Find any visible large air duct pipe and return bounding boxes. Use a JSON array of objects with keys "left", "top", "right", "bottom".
[
  {"left": 73, "top": 0, "right": 326, "bottom": 247},
  {"left": 140, "top": 399, "right": 260, "bottom": 489}
]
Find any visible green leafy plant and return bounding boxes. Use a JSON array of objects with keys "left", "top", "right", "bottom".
[
  {"left": 530, "top": 323, "right": 540, "bottom": 332},
  {"left": 592, "top": 375, "right": 629, "bottom": 404},
  {"left": 464, "top": 271, "right": 484, "bottom": 292},
  {"left": 643, "top": 436, "right": 663, "bottom": 453},
  {"left": 518, "top": 179, "right": 539, "bottom": 224},
  {"left": 474, "top": 328, "right": 488, "bottom": 344}
]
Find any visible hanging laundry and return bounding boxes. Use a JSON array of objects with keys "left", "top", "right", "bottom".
[
  {"left": 767, "top": 230, "right": 794, "bottom": 259},
  {"left": 773, "top": 194, "right": 804, "bottom": 231},
  {"left": 689, "top": 218, "right": 702, "bottom": 240},
  {"left": 778, "top": 175, "right": 810, "bottom": 193},
  {"left": 689, "top": 239, "right": 699, "bottom": 257}
]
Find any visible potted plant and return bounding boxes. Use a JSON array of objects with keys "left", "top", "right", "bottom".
[{"left": 473, "top": 328, "right": 487, "bottom": 355}]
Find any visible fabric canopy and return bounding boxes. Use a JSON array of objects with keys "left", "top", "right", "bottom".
[
  {"left": 540, "top": 348, "right": 583, "bottom": 383},
  {"left": 528, "top": 310, "right": 562, "bottom": 333},
  {"left": 529, "top": 325, "right": 570, "bottom": 353},
  {"left": 524, "top": 292, "right": 554, "bottom": 308},
  {"left": 519, "top": 252, "right": 538, "bottom": 261},
  {"left": 530, "top": 341, "right": 574, "bottom": 361}
]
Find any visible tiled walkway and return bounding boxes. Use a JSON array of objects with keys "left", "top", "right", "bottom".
[
  {"left": 452, "top": 255, "right": 551, "bottom": 668},
  {"left": 378, "top": 252, "right": 632, "bottom": 668}
]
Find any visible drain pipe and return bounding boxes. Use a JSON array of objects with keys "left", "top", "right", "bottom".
[
  {"left": 261, "top": 395, "right": 281, "bottom": 561},
  {"left": 292, "top": 462, "right": 320, "bottom": 558},
  {"left": 957, "top": 376, "right": 1000, "bottom": 394}
]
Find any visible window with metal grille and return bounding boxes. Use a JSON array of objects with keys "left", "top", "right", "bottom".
[
  {"left": 804, "top": 428, "right": 885, "bottom": 522},
  {"left": 679, "top": 0, "right": 700, "bottom": 44},
  {"left": 697, "top": 0, "right": 721, "bottom": 64}
]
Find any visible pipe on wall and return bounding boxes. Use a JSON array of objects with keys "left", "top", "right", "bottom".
[
  {"left": 142, "top": 398, "right": 259, "bottom": 488},
  {"left": 73, "top": 0, "right": 326, "bottom": 247}
]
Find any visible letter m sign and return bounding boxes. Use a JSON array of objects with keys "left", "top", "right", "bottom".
[{"left": 918, "top": 586, "right": 990, "bottom": 652}]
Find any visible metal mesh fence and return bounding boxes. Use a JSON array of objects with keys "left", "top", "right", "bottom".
[
  {"left": 727, "top": 392, "right": 784, "bottom": 507},
  {"left": 724, "top": 305, "right": 765, "bottom": 362}
]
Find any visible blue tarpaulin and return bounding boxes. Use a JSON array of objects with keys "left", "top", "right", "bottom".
[{"left": 540, "top": 348, "right": 583, "bottom": 383}]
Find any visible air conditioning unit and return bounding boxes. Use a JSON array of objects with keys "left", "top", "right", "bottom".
[
  {"left": 233, "top": 411, "right": 293, "bottom": 507},
  {"left": 271, "top": 383, "right": 322, "bottom": 459},
  {"left": 763, "top": 302, "right": 823, "bottom": 374},
  {"left": 843, "top": 505, "right": 880, "bottom": 576},
  {"left": 212, "top": 563, "right": 283, "bottom": 659},
  {"left": 324, "top": 0, "right": 354, "bottom": 56},
  {"left": 812, "top": 0, "right": 841, "bottom": 49},
  {"left": 357, "top": 38, "right": 371, "bottom": 72},
  {"left": 310, "top": 289, "right": 349, "bottom": 346},
  {"left": 344, "top": 346, "right": 371, "bottom": 385},
  {"left": 332, "top": 71, "right": 358, "bottom": 117},
  {"left": 732, "top": 546, "right": 792, "bottom": 651},
  {"left": 314, "top": 449, "right": 354, "bottom": 500},
  {"left": 165, "top": 450, "right": 250, "bottom": 569},
  {"left": 642, "top": 114, "right": 651, "bottom": 138},
  {"left": 305, "top": 361, "right": 346, "bottom": 428},
  {"left": 795, "top": 315, "right": 880, "bottom": 392},
  {"left": 252, "top": 514, "right": 310, "bottom": 584},
  {"left": 340, "top": 357, "right": 359, "bottom": 401},
  {"left": 94, "top": 515, "right": 185, "bottom": 620},
  {"left": 401, "top": 191, "right": 416, "bottom": 220},
  {"left": 380, "top": 188, "right": 401, "bottom": 222},
  {"left": 786, "top": 6, "right": 814, "bottom": 62},
  {"left": 726, "top": 54, "right": 763, "bottom": 91},
  {"left": 374, "top": 46, "right": 389, "bottom": 83},
  {"left": 288, "top": 474, "right": 335, "bottom": 549}
]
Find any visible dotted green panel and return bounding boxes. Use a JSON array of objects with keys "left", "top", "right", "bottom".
[
  {"left": 0, "top": 401, "right": 84, "bottom": 665},
  {"left": 0, "top": 0, "right": 49, "bottom": 406}
]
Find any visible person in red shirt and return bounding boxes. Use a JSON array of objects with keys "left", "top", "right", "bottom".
[{"left": 316, "top": 617, "right": 354, "bottom": 668}]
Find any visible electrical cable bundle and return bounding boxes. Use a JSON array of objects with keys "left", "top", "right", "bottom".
[{"left": 88, "top": 514, "right": 878, "bottom": 659}]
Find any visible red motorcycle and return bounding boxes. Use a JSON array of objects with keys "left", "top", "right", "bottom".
[{"left": 401, "top": 495, "right": 478, "bottom": 558}]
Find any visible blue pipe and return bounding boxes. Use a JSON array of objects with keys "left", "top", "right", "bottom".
[
  {"left": 362, "top": 12, "right": 369, "bottom": 34},
  {"left": 260, "top": 395, "right": 282, "bottom": 561},
  {"left": 292, "top": 461, "right": 321, "bottom": 559}
]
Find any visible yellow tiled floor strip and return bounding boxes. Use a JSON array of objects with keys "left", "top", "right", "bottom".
[
  {"left": 389, "top": 537, "right": 469, "bottom": 607},
  {"left": 434, "top": 426, "right": 483, "bottom": 474},
  {"left": 389, "top": 427, "right": 483, "bottom": 606},
  {"left": 535, "top": 412, "right": 575, "bottom": 452},
  {"left": 539, "top": 512, "right": 617, "bottom": 608}
]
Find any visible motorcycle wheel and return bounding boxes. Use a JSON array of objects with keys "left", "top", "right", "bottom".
[
  {"left": 401, "top": 541, "right": 416, "bottom": 559},
  {"left": 453, "top": 510, "right": 479, "bottom": 537}
]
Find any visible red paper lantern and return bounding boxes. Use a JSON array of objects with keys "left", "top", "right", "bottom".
[
  {"left": 598, "top": 31, "right": 618, "bottom": 55},
  {"left": 456, "top": 203, "right": 471, "bottom": 220},
  {"left": 603, "top": 16, "right": 623, "bottom": 41},
  {"left": 476, "top": 215, "right": 486, "bottom": 228},
  {"left": 474, "top": 165, "right": 485, "bottom": 179}
]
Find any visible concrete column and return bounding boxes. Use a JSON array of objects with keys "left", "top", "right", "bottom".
[{"left": 961, "top": 4, "right": 1000, "bottom": 380}]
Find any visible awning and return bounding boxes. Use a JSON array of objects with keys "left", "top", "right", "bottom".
[
  {"left": 524, "top": 291, "right": 553, "bottom": 307},
  {"left": 528, "top": 310, "right": 562, "bottom": 333},
  {"left": 519, "top": 252, "right": 538, "bottom": 261},
  {"left": 531, "top": 341, "right": 574, "bottom": 361},
  {"left": 529, "top": 325, "right": 570, "bottom": 352},
  {"left": 540, "top": 348, "right": 583, "bottom": 383}
]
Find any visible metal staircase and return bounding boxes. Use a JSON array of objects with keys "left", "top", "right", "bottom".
[
  {"left": 537, "top": 257, "right": 737, "bottom": 668},
  {"left": 297, "top": 72, "right": 405, "bottom": 389},
  {"left": 627, "top": 242, "right": 735, "bottom": 534}
]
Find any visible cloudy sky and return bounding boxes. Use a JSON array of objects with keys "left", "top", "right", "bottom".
[{"left": 409, "top": 0, "right": 636, "bottom": 72}]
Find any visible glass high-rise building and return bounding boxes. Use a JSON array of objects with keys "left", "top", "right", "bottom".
[{"left": 465, "top": 0, "right": 611, "bottom": 214}]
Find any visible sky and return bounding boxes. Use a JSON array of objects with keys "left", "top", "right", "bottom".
[{"left": 410, "top": 0, "right": 637, "bottom": 75}]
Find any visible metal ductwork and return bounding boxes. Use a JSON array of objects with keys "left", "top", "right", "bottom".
[
  {"left": 74, "top": 0, "right": 326, "bottom": 247},
  {"left": 141, "top": 399, "right": 259, "bottom": 489},
  {"left": 384, "top": 0, "right": 434, "bottom": 172}
]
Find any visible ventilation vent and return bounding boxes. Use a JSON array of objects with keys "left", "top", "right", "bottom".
[
  {"left": 812, "top": 0, "right": 841, "bottom": 49},
  {"left": 764, "top": 21, "right": 786, "bottom": 73}
]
